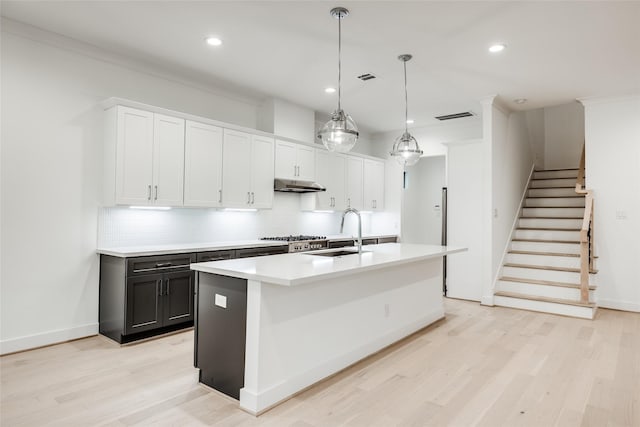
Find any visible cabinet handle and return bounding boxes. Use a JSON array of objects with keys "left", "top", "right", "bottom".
[
  {"left": 251, "top": 192, "right": 255, "bottom": 204},
  {"left": 331, "top": 197, "right": 335, "bottom": 207},
  {"left": 165, "top": 278, "right": 170, "bottom": 296},
  {"left": 247, "top": 192, "right": 251, "bottom": 204},
  {"left": 348, "top": 198, "right": 351, "bottom": 208},
  {"left": 154, "top": 185, "right": 158, "bottom": 201},
  {"left": 218, "top": 189, "right": 222, "bottom": 203},
  {"left": 293, "top": 165, "right": 297, "bottom": 177},
  {"left": 147, "top": 185, "right": 152, "bottom": 200},
  {"left": 157, "top": 279, "right": 162, "bottom": 296}
]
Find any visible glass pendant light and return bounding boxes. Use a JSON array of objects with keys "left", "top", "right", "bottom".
[
  {"left": 318, "top": 7, "right": 359, "bottom": 153},
  {"left": 390, "top": 54, "right": 423, "bottom": 167}
]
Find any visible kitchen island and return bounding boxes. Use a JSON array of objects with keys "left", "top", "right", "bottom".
[{"left": 190, "top": 243, "right": 466, "bottom": 414}]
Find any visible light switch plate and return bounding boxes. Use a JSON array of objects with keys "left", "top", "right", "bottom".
[{"left": 215, "top": 293, "right": 227, "bottom": 309}]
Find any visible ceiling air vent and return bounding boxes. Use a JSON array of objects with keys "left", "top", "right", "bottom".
[
  {"left": 435, "top": 111, "right": 475, "bottom": 121},
  {"left": 357, "top": 73, "right": 376, "bottom": 81}
]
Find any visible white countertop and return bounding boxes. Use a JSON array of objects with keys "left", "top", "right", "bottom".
[
  {"left": 96, "top": 234, "right": 398, "bottom": 257},
  {"left": 96, "top": 240, "right": 287, "bottom": 257},
  {"left": 191, "top": 243, "right": 466, "bottom": 286}
]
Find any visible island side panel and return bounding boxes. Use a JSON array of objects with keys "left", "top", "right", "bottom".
[{"left": 240, "top": 257, "right": 444, "bottom": 414}]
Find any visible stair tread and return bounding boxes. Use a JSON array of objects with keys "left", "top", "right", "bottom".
[
  {"left": 494, "top": 291, "right": 595, "bottom": 308},
  {"left": 499, "top": 276, "right": 596, "bottom": 289},
  {"left": 512, "top": 238, "right": 580, "bottom": 244},
  {"left": 534, "top": 168, "right": 579, "bottom": 172},
  {"left": 528, "top": 186, "right": 577, "bottom": 189},
  {"left": 523, "top": 206, "right": 585, "bottom": 209},
  {"left": 504, "top": 263, "right": 580, "bottom": 273},
  {"left": 508, "top": 250, "right": 580, "bottom": 257},
  {"left": 520, "top": 216, "right": 584, "bottom": 219},
  {"left": 527, "top": 195, "right": 584, "bottom": 198},
  {"left": 532, "top": 176, "right": 578, "bottom": 181},
  {"left": 517, "top": 227, "right": 581, "bottom": 231}
]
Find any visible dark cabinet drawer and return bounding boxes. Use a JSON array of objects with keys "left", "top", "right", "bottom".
[
  {"left": 127, "top": 253, "right": 196, "bottom": 276},
  {"left": 328, "top": 240, "right": 354, "bottom": 248},
  {"left": 197, "top": 250, "right": 236, "bottom": 263},
  {"left": 362, "top": 238, "right": 378, "bottom": 245},
  {"left": 377, "top": 236, "right": 398, "bottom": 244},
  {"left": 235, "top": 246, "right": 288, "bottom": 258}
]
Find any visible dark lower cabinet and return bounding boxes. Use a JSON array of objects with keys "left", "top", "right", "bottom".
[
  {"left": 100, "top": 253, "right": 196, "bottom": 344},
  {"left": 195, "top": 273, "right": 247, "bottom": 400}
]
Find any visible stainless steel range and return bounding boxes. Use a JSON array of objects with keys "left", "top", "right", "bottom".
[{"left": 261, "top": 235, "right": 329, "bottom": 253}]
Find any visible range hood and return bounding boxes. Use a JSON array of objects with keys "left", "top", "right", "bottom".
[{"left": 274, "top": 178, "right": 326, "bottom": 193}]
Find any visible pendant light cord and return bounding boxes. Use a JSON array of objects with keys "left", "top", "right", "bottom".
[
  {"left": 404, "top": 60, "right": 409, "bottom": 134},
  {"left": 338, "top": 14, "right": 342, "bottom": 112}
]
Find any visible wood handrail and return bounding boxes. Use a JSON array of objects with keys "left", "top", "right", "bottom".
[{"left": 575, "top": 143, "right": 594, "bottom": 303}]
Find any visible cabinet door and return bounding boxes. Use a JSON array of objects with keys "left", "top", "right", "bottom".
[
  {"left": 153, "top": 114, "right": 185, "bottom": 206},
  {"left": 222, "top": 129, "right": 252, "bottom": 208},
  {"left": 125, "top": 273, "right": 163, "bottom": 335},
  {"left": 331, "top": 154, "right": 347, "bottom": 210},
  {"left": 274, "top": 140, "right": 297, "bottom": 180},
  {"left": 250, "top": 135, "right": 274, "bottom": 208},
  {"left": 364, "top": 159, "right": 385, "bottom": 211},
  {"left": 163, "top": 270, "right": 195, "bottom": 327},
  {"left": 296, "top": 145, "right": 316, "bottom": 181},
  {"left": 184, "top": 121, "right": 223, "bottom": 207},
  {"left": 313, "top": 150, "right": 334, "bottom": 210},
  {"left": 115, "top": 106, "right": 154, "bottom": 205},
  {"left": 345, "top": 156, "right": 364, "bottom": 210}
]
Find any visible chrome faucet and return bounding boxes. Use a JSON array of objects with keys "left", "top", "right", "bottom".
[{"left": 340, "top": 207, "right": 362, "bottom": 253}]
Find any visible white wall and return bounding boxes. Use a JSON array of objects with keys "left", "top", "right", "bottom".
[
  {"left": 491, "top": 107, "right": 535, "bottom": 283},
  {"left": 582, "top": 95, "right": 640, "bottom": 312},
  {"left": 260, "top": 98, "right": 316, "bottom": 143},
  {"left": 544, "top": 102, "right": 585, "bottom": 169}
]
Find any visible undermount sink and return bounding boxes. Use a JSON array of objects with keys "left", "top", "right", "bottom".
[{"left": 308, "top": 249, "right": 370, "bottom": 257}]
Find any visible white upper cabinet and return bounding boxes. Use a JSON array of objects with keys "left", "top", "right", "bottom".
[
  {"left": 345, "top": 156, "right": 364, "bottom": 210},
  {"left": 109, "top": 106, "right": 184, "bottom": 206},
  {"left": 152, "top": 114, "right": 185, "bottom": 206},
  {"left": 301, "top": 149, "right": 346, "bottom": 211},
  {"left": 250, "top": 135, "right": 275, "bottom": 208},
  {"left": 363, "top": 159, "right": 385, "bottom": 211},
  {"left": 183, "top": 121, "right": 223, "bottom": 207},
  {"left": 222, "top": 129, "right": 274, "bottom": 209},
  {"left": 275, "top": 140, "right": 315, "bottom": 181}
]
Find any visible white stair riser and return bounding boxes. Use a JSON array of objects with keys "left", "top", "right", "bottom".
[
  {"left": 511, "top": 241, "right": 581, "bottom": 254},
  {"left": 506, "top": 253, "right": 581, "bottom": 269},
  {"left": 496, "top": 280, "right": 593, "bottom": 300},
  {"left": 519, "top": 218, "right": 583, "bottom": 228},
  {"left": 522, "top": 207, "right": 585, "bottom": 218},
  {"left": 528, "top": 188, "right": 578, "bottom": 197},
  {"left": 530, "top": 178, "right": 577, "bottom": 188},
  {"left": 514, "top": 229, "right": 581, "bottom": 241},
  {"left": 525, "top": 198, "right": 585, "bottom": 207},
  {"left": 494, "top": 296, "right": 595, "bottom": 319},
  {"left": 533, "top": 170, "right": 579, "bottom": 179},
  {"left": 502, "top": 266, "right": 589, "bottom": 283}
]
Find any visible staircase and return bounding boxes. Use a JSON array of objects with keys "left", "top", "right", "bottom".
[{"left": 494, "top": 168, "right": 597, "bottom": 319}]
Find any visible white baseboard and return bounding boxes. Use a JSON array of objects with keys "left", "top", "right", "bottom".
[
  {"left": 598, "top": 299, "right": 640, "bottom": 313},
  {"left": 481, "top": 295, "right": 495, "bottom": 306},
  {"left": 240, "top": 309, "right": 444, "bottom": 414},
  {"left": 0, "top": 323, "right": 98, "bottom": 355}
]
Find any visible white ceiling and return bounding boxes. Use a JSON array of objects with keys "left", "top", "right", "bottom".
[{"left": 2, "top": 1, "right": 639, "bottom": 133}]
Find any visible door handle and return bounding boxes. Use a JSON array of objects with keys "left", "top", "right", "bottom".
[
  {"left": 147, "top": 185, "right": 152, "bottom": 200},
  {"left": 154, "top": 185, "right": 158, "bottom": 201}
]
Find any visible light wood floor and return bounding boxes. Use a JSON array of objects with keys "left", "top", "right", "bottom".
[{"left": 2, "top": 299, "right": 639, "bottom": 426}]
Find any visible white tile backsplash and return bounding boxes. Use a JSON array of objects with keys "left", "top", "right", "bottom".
[{"left": 97, "top": 193, "right": 395, "bottom": 247}]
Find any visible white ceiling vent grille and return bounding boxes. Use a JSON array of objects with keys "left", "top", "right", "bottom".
[
  {"left": 435, "top": 111, "right": 475, "bottom": 121},
  {"left": 357, "top": 73, "right": 376, "bottom": 81}
]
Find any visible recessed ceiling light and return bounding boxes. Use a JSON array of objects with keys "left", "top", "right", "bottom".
[
  {"left": 489, "top": 43, "right": 506, "bottom": 53},
  {"left": 205, "top": 37, "right": 223, "bottom": 47},
  {"left": 406, "top": 119, "right": 414, "bottom": 124},
  {"left": 514, "top": 98, "right": 528, "bottom": 104},
  {"left": 325, "top": 87, "right": 336, "bottom": 94}
]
